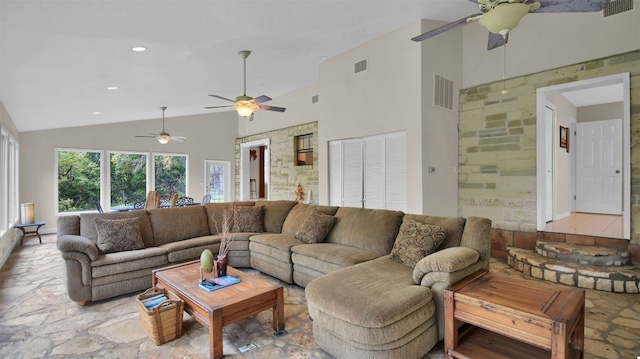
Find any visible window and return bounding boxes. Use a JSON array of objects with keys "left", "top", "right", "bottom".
[
  {"left": 1, "top": 127, "right": 8, "bottom": 232},
  {"left": 1, "top": 129, "right": 19, "bottom": 232},
  {"left": 205, "top": 160, "right": 230, "bottom": 203},
  {"left": 154, "top": 154, "right": 188, "bottom": 198},
  {"left": 109, "top": 152, "right": 148, "bottom": 207},
  {"left": 295, "top": 133, "right": 313, "bottom": 166},
  {"left": 56, "top": 149, "right": 102, "bottom": 213}
]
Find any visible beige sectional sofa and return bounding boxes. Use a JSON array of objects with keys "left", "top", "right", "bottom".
[{"left": 56, "top": 200, "right": 491, "bottom": 358}]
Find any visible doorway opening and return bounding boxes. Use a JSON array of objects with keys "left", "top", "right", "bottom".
[
  {"left": 536, "top": 73, "right": 630, "bottom": 240},
  {"left": 240, "top": 139, "right": 270, "bottom": 201}
]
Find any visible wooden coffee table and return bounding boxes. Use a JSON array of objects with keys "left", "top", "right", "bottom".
[
  {"left": 444, "top": 270, "right": 585, "bottom": 359},
  {"left": 152, "top": 261, "right": 285, "bottom": 358}
]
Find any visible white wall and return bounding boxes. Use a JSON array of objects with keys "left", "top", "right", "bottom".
[
  {"left": 578, "top": 102, "right": 624, "bottom": 122},
  {"left": 19, "top": 111, "right": 238, "bottom": 233},
  {"left": 420, "top": 19, "right": 463, "bottom": 216},
  {"left": 462, "top": 8, "right": 640, "bottom": 88},
  {"left": 548, "top": 94, "right": 575, "bottom": 216}
]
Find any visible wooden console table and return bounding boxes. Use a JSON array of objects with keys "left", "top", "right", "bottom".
[
  {"left": 445, "top": 270, "right": 585, "bottom": 359},
  {"left": 14, "top": 221, "right": 46, "bottom": 246}
]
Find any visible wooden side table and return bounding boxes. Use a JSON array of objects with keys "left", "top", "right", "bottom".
[
  {"left": 14, "top": 221, "right": 46, "bottom": 246},
  {"left": 445, "top": 270, "right": 585, "bottom": 359}
]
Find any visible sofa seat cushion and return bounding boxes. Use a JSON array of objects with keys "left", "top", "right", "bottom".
[
  {"left": 91, "top": 247, "right": 168, "bottom": 278},
  {"left": 306, "top": 257, "right": 435, "bottom": 345},
  {"left": 249, "top": 234, "right": 303, "bottom": 263},
  {"left": 158, "top": 235, "right": 222, "bottom": 263},
  {"left": 291, "top": 243, "right": 379, "bottom": 274}
]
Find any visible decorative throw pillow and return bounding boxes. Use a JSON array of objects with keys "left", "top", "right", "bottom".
[
  {"left": 295, "top": 210, "right": 337, "bottom": 244},
  {"left": 232, "top": 206, "right": 264, "bottom": 233},
  {"left": 389, "top": 219, "right": 447, "bottom": 268},
  {"left": 95, "top": 217, "right": 145, "bottom": 254}
]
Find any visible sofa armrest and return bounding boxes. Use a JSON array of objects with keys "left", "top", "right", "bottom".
[
  {"left": 56, "top": 235, "right": 99, "bottom": 261},
  {"left": 412, "top": 247, "right": 480, "bottom": 286}
]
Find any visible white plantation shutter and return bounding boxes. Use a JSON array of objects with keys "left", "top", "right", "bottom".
[
  {"left": 364, "top": 135, "right": 384, "bottom": 209},
  {"left": 328, "top": 141, "right": 342, "bottom": 206},
  {"left": 328, "top": 131, "right": 406, "bottom": 211},
  {"left": 342, "top": 139, "right": 363, "bottom": 207},
  {"left": 385, "top": 132, "right": 406, "bottom": 211}
]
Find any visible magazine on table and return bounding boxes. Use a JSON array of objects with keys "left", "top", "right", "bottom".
[{"left": 199, "top": 275, "right": 240, "bottom": 292}]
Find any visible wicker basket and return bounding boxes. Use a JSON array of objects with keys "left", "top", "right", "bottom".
[{"left": 136, "top": 287, "right": 184, "bottom": 345}]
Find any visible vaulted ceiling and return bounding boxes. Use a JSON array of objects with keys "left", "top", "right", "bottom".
[{"left": 1, "top": 0, "right": 481, "bottom": 132}]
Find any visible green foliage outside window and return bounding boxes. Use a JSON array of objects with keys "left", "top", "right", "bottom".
[
  {"left": 154, "top": 155, "right": 186, "bottom": 198},
  {"left": 58, "top": 151, "right": 101, "bottom": 212}
]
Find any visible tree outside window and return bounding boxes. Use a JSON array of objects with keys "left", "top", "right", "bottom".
[
  {"left": 57, "top": 150, "right": 101, "bottom": 212},
  {"left": 154, "top": 154, "right": 187, "bottom": 198}
]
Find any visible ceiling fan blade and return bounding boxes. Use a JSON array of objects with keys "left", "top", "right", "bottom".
[
  {"left": 411, "top": 14, "right": 482, "bottom": 42},
  {"left": 208, "top": 94, "right": 236, "bottom": 103},
  {"left": 205, "top": 105, "right": 234, "bottom": 109},
  {"left": 257, "top": 104, "right": 286, "bottom": 112},
  {"left": 253, "top": 95, "right": 272, "bottom": 104},
  {"left": 171, "top": 136, "right": 187, "bottom": 142},
  {"left": 135, "top": 135, "right": 156, "bottom": 138},
  {"left": 487, "top": 32, "right": 509, "bottom": 50},
  {"left": 534, "top": 0, "right": 609, "bottom": 13}
]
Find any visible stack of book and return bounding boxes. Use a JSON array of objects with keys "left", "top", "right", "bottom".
[{"left": 140, "top": 293, "right": 169, "bottom": 309}]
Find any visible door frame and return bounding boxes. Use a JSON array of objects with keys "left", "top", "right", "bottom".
[
  {"left": 240, "top": 138, "right": 270, "bottom": 201},
  {"left": 536, "top": 72, "right": 630, "bottom": 239}
]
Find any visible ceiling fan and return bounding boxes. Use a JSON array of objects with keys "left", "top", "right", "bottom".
[
  {"left": 205, "top": 50, "right": 286, "bottom": 118},
  {"left": 412, "top": 0, "right": 611, "bottom": 50},
  {"left": 135, "top": 106, "right": 186, "bottom": 144}
]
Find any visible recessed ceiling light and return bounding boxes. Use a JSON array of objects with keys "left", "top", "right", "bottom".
[
  {"left": 93, "top": 112, "right": 101, "bottom": 115},
  {"left": 132, "top": 46, "right": 147, "bottom": 52},
  {"left": 107, "top": 86, "right": 118, "bottom": 90}
]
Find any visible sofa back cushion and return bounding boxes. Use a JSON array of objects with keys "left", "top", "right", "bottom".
[
  {"left": 281, "top": 203, "right": 339, "bottom": 235},
  {"left": 57, "top": 215, "right": 80, "bottom": 236},
  {"left": 254, "top": 200, "right": 298, "bottom": 233},
  {"left": 402, "top": 214, "right": 466, "bottom": 250},
  {"left": 326, "top": 207, "right": 404, "bottom": 256},
  {"left": 203, "top": 201, "right": 254, "bottom": 235},
  {"left": 148, "top": 206, "right": 210, "bottom": 246},
  {"left": 79, "top": 210, "right": 154, "bottom": 247}
]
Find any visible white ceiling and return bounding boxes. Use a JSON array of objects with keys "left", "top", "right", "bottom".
[{"left": 0, "top": 0, "right": 482, "bottom": 132}]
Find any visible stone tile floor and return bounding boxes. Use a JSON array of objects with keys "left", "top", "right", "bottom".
[{"left": 0, "top": 234, "right": 638, "bottom": 358}]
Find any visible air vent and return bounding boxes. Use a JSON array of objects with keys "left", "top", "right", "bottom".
[
  {"left": 434, "top": 73, "right": 454, "bottom": 111},
  {"left": 604, "top": 0, "right": 633, "bottom": 17},
  {"left": 312, "top": 95, "right": 319, "bottom": 103},
  {"left": 354, "top": 59, "right": 367, "bottom": 74}
]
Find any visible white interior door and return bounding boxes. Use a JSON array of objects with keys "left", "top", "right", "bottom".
[
  {"left": 545, "top": 106, "right": 554, "bottom": 222},
  {"left": 576, "top": 119, "right": 622, "bottom": 214}
]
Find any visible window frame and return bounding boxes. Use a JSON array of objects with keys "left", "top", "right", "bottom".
[{"left": 294, "top": 133, "right": 314, "bottom": 166}]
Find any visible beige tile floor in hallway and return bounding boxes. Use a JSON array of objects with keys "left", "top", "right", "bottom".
[
  {"left": 1, "top": 234, "right": 639, "bottom": 359},
  {"left": 544, "top": 212, "right": 624, "bottom": 238}
]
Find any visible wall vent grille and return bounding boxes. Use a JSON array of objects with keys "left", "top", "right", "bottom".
[
  {"left": 604, "top": 0, "right": 634, "bottom": 17},
  {"left": 354, "top": 59, "right": 367, "bottom": 74},
  {"left": 312, "top": 95, "right": 319, "bottom": 103},
  {"left": 434, "top": 73, "right": 454, "bottom": 111}
]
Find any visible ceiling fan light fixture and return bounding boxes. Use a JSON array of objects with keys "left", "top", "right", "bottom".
[
  {"left": 478, "top": 3, "right": 531, "bottom": 36},
  {"left": 157, "top": 135, "right": 171, "bottom": 145},
  {"left": 234, "top": 103, "right": 255, "bottom": 117}
]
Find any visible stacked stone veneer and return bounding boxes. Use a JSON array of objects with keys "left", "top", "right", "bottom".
[
  {"left": 458, "top": 49, "right": 640, "bottom": 265},
  {"left": 235, "top": 122, "right": 318, "bottom": 203}
]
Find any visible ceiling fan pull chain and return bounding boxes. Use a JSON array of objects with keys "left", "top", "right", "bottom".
[{"left": 503, "top": 37, "right": 507, "bottom": 80}]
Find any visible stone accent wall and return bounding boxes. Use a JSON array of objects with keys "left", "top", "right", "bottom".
[
  {"left": 235, "top": 122, "right": 318, "bottom": 203},
  {"left": 459, "top": 50, "right": 640, "bottom": 251}
]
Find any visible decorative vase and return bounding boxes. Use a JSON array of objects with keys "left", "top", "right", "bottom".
[{"left": 216, "top": 254, "right": 228, "bottom": 277}]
